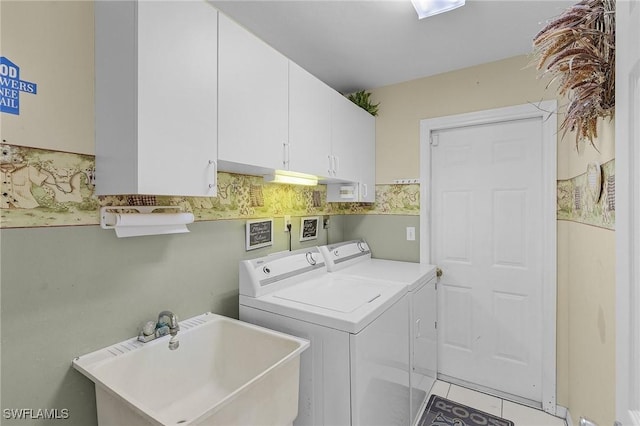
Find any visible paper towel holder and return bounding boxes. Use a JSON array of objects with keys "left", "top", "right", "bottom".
[{"left": 100, "top": 206, "right": 195, "bottom": 238}]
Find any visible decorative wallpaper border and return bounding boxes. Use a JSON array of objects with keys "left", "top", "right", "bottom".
[
  {"left": 0, "top": 144, "right": 420, "bottom": 229},
  {"left": 557, "top": 159, "right": 615, "bottom": 230},
  {"left": 0, "top": 144, "right": 616, "bottom": 230}
]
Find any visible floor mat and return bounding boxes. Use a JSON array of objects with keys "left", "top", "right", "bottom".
[{"left": 417, "top": 394, "right": 515, "bottom": 426}]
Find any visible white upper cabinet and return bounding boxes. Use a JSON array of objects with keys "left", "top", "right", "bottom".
[
  {"left": 330, "top": 92, "right": 363, "bottom": 183},
  {"left": 218, "top": 13, "right": 289, "bottom": 174},
  {"left": 327, "top": 92, "right": 376, "bottom": 202},
  {"left": 288, "top": 62, "right": 332, "bottom": 177},
  {"left": 95, "top": 0, "right": 218, "bottom": 196},
  {"left": 216, "top": 11, "right": 375, "bottom": 201},
  {"left": 357, "top": 108, "right": 376, "bottom": 203}
]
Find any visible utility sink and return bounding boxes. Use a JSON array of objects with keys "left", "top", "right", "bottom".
[{"left": 73, "top": 313, "right": 309, "bottom": 426}]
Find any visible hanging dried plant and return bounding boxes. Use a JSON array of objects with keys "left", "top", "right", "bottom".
[{"left": 533, "top": 0, "right": 615, "bottom": 148}]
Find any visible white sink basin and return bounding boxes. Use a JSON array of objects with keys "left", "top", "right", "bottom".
[{"left": 73, "top": 313, "right": 309, "bottom": 426}]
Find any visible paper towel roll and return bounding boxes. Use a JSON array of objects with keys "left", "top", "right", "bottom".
[
  {"left": 115, "top": 212, "right": 195, "bottom": 227},
  {"left": 114, "top": 224, "right": 192, "bottom": 238}
]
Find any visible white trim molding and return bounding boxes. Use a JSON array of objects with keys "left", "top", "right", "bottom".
[
  {"left": 557, "top": 405, "right": 574, "bottom": 426},
  {"left": 615, "top": 1, "right": 640, "bottom": 423}
]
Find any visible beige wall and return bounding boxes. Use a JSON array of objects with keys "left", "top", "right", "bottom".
[
  {"left": 1, "top": 0, "right": 94, "bottom": 154},
  {"left": 564, "top": 221, "right": 616, "bottom": 425},
  {"left": 558, "top": 117, "right": 616, "bottom": 180},
  {"left": 371, "top": 55, "right": 558, "bottom": 184},
  {"left": 370, "top": 57, "right": 616, "bottom": 424},
  {"left": 562, "top": 119, "right": 616, "bottom": 426}
]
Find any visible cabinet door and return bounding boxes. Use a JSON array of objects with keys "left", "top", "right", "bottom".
[
  {"left": 137, "top": 0, "right": 218, "bottom": 196},
  {"left": 288, "top": 62, "right": 332, "bottom": 177},
  {"left": 95, "top": 0, "right": 218, "bottom": 197},
  {"left": 328, "top": 92, "right": 376, "bottom": 202},
  {"left": 330, "top": 93, "right": 361, "bottom": 182},
  {"left": 218, "top": 14, "right": 288, "bottom": 172},
  {"left": 355, "top": 107, "right": 376, "bottom": 202}
]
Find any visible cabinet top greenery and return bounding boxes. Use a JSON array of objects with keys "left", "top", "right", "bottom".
[{"left": 347, "top": 91, "right": 379, "bottom": 116}]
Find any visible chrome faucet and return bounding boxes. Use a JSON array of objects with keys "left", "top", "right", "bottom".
[
  {"left": 157, "top": 310, "right": 180, "bottom": 350},
  {"left": 157, "top": 310, "right": 180, "bottom": 335},
  {"left": 137, "top": 310, "right": 181, "bottom": 349}
]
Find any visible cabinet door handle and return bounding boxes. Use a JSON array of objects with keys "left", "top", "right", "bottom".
[
  {"left": 415, "top": 318, "right": 421, "bottom": 338},
  {"left": 208, "top": 160, "right": 217, "bottom": 191},
  {"left": 330, "top": 155, "right": 337, "bottom": 176},
  {"left": 362, "top": 183, "right": 368, "bottom": 198},
  {"left": 328, "top": 155, "right": 333, "bottom": 175},
  {"left": 334, "top": 156, "right": 339, "bottom": 175},
  {"left": 283, "top": 142, "right": 289, "bottom": 169}
]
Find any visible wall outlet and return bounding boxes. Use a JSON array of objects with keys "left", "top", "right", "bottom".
[
  {"left": 406, "top": 226, "right": 416, "bottom": 241},
  {"left": 284, "top": 215, "right": 291, "bottom": 232}
]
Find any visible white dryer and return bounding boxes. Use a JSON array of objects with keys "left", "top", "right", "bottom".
[
  {"left": 319, "top": 240, "right": 437, "bottom": 426},
  {"left": 239, "top": 247, "right": 410, "bottom": 426}
]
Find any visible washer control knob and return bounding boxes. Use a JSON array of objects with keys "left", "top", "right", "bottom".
[
  {"left": 263, "top": 266, "right": 271, "bottom": 274},
  {"left": 306, "top": 252, "right": 317, "bottom": 266},
  {"left": 357, "top": 241, "right": 366, "bottom": 252},
  {"left": 333, "top": 250, "right": 339, "bottom": 257}
]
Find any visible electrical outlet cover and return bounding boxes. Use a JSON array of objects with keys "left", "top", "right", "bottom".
[{"left": 406, "top": 227, "right": 416, "bottom": 241}]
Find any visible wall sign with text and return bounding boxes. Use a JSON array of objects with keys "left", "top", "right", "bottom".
[
  {"left": 246, "top": 218, "right": 274, "bottom": 251},
  {"left": 299, "top": 216, "right": 320, "bottom": 242},
  {"left": 1, "top": 57, "right": 38, "bottom": 115}
]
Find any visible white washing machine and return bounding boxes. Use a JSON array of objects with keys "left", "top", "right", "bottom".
[
  {"left": 318, "top": 240, "right": 437, "bottom": 426},
  {"left": 239, "top": 247, "right": 410, "bottom": 426}
]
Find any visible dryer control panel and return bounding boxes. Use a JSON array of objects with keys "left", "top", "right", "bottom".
[{"left": 319, "top": 239, "right": 372, "bottom": 272}]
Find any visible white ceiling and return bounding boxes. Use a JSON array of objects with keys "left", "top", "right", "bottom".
[{"left": 209, "top": 0, "right": 575, "bottom": 94}]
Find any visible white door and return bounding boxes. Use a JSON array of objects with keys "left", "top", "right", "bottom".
[
  {"left": 432, "top": 117, "right": 545, "bottom": 405},
  {"left": 616, "top": 1, "right": 640, "bottom": 424}
]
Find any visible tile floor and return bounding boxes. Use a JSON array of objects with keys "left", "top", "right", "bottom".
[{"left": 425, "top": 381, "right": 568, "bottom": 426}]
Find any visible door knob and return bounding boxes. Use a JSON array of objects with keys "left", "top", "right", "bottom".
[{"left": 436, "top": 267, "right": 443, "bottom": 278}]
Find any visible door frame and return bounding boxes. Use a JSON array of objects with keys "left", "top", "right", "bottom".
[
  {"left": 615, "top": 1, "right": 640, "bottom": 424},
  {"left": 418, "top": 101, "right": 558, "bottom": 414}
]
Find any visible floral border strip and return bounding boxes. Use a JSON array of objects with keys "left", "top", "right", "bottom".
[
  {"left": 557, "top": 159, "right": 615, "bottom": 230},
  {"left": 0, "top": 144, "right": 420, "bottom": 229},
  {"left": 3, "top": 144, "right": 610, "bottom": 230}
]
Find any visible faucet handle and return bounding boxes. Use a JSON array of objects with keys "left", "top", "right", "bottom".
[{"left": 142, "top": 321, "right": 156, "bottom": 336}]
